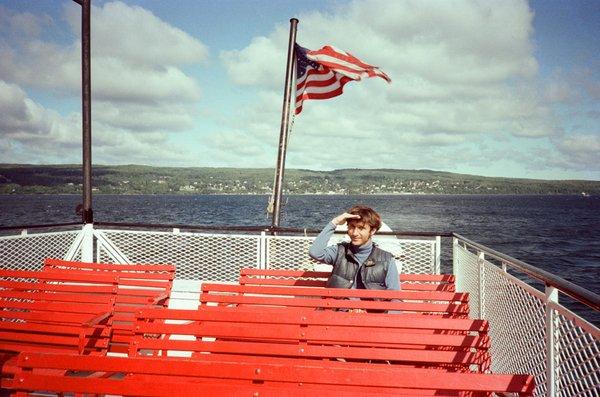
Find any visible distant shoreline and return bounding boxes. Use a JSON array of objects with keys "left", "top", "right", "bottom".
[
  {"left": 2, "top": 164, "right": 599, "bottom": 195},
  {"left": 0, "top": 192, "right": 594, "bottom": 197}
]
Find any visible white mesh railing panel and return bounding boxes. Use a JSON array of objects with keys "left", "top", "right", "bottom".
[
  {"left": 0, "top": 231, "right": 79, "bottom": 270},
  {"left": 266, "top": 235, "right": 437, "bottom": 274},
  {"left": 395, "top": 239, "right": 436, "bottom": 274},
  {"left": 98, "top": 230, "right": 260, "bottom": 282},
  {"left": 266, "top": 236, "right": 319, "bottom": 270},
  {"left": 454, "top": 237, "right": 600, "bottom": 397},
  {"left": 554, "top": 308, "right": 600, "bottom": 396},
  {"left": 454, "top": 244, "right": 481, "bottom": 317},
  {"left": 482, "top": 262, "right": 548, "bottom": 397}
]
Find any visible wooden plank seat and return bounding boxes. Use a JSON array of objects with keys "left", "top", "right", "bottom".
[
  {"left": 42, "top": 258, "right": 176, "bottom": 354},
  {"left": 0, "top": 268, "right": 117, "bottom": 353},
  {"left": 130, "top": 306, "right": 490, "bottom": 372},
  {"left": 0, "top": 267, "right": 117, "bottom": 387},
  {"left": 239, "top": 267, "right": 456, "bottom": 292},
  {"left": 201, "top": 282, "right": 469, "bottom": 317},
  {"left": 7, "top": 351, "right": 535, "bottom": 396}
]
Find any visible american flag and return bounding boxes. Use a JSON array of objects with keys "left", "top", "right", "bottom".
[{"left": 294, "top": 44, "right": 391, "bottom": 115}]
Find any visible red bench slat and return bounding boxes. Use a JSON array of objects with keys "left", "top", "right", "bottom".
[
  {"left": 8, "top": 352, "right": 535, "bottom": 396},
  {"left": 203, "top": 282, "right": 468, "bottom": 302},
  {"left": 201, "top": 287, "right": 469, "bottom": 316},
  {"left": 239, "top": 268, "right": 456, "bottom": 291},
  {"left": 131, "top": 307, "right": 490, "bottom": 371},
  {"left": 42, "top": 258, "right": 175, "bottom": 353}
]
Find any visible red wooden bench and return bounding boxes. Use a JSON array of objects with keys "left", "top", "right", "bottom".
[
  {"left": 201, "top": 282, "right": 469, "bottom": 317},
  {"left": 0, "top": 267, "right": 116, "bottom": 387},
  {"left": 131, "top": 306, "right": 490, "bottom": 371},
  {"left": 7, "top": 351, "right": 535, "bottom": 396},
  {"left": 240, "top": 267, "right": 456, "bottom": 291},
  {"left": 0, "top": 268, "right": 116, "bottom": 352},
  {"left": 43, "top": 258, "right": 175, "bottom": 353}
]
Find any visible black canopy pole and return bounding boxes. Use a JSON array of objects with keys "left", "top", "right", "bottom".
[
  {"left": 80, "top": 0, "right": 93, "bottom": 223},
  {"left": 271, "top": 18, "right": 298, "bottom": 228}
]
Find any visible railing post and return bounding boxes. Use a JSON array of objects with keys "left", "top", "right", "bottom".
[
  {"left": 545, "top": 285, "right": 559, "bottom": 396},
  {"left": 434, "top": 236, "right": 441, "bottom": 274},
  {"left": 81, "top": 223, "right": 94, "bottom": 262},
  {"left": 452, "top": 237, "right": 460, "bottom": 290},
  {"left": 259, "top": 231, "right": 267, "bottom": 269},
  {"left": 477, "top": 251, "right": 485, "bottom": 319}
]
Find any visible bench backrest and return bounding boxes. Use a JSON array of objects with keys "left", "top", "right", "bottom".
[
  {"left": 239, "top": 268, "right": 456, "bottom": 291},
  {"left": 201, "top": 282, "right": 469, "bottom": 316},
  {"left": 43, "top": 258, "right": 175, "bottom": 299},
  {"left": 43, "top": 258, "right": 175, "bottom": 353},
  {"left": 0, "top": 268, "right": 115, "bottom": 356},
  {"left": 131, "top": 306, "right": 489, "bottom": 371}
]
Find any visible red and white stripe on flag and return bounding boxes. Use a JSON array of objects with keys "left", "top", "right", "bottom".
[{"left": 295, "top": 44, "right": 391, "bottom": 115}]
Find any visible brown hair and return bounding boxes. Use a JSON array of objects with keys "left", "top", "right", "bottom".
[{"left": 347, "top": 205, "right": 382, "bottom": 232}]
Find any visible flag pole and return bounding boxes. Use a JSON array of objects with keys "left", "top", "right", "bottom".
[
  {"left": 271, "top": 18, "right": 298, "bottom": 229},
  {"left": 80, "top": 0, "right": 93, "bottom": 224}
]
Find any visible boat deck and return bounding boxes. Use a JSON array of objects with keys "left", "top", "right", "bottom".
[
  {"left": 0, "top": 223, "right": 598, "bottom": 396},
  {"left": 1, "top": 260, "right": 537, "bottom": 396}
]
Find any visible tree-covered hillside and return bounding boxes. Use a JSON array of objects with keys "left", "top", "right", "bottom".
[{"left": 0, "top": 164, "right": 598, "bottom": 195}]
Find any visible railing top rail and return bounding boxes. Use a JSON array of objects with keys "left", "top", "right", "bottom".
[
  {"left": 94, "top": 222, "right": 453, "bottom": 237},
  {"left": 95, "top": 221, "right": 273, "bottom": 233},
  {"left": 1, "top": 221, "right": 453, "bottom": 238},
  {"left": 453, "top": 232, "right": 600, "bottom": 312},
  {"left": 0, "top": 222, "right": 81, "bottom": 232}
]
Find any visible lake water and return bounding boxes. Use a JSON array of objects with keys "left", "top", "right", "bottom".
[{"left": 1, "top": 193, "right": 598, "bottom": 323}]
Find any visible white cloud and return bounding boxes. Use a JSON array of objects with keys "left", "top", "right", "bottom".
[
  {"left": 94, "top": 102, "right": 196, "bottom": 132},
  {"left": 220, "top": 32, "right": 287, "bottom": 88},
  {"left": 551, "top": 134, "right": 600, "bottom": 171},
  {"left": 0, "top": 1, "right": 207, "bottom": 126},
  {"left": 91, "top": 61, "right": 200, "bottom": 104},
  {"left": 1, "top": 0, "right": 597, "bottom": 179},
  {"left": 0, "top": 80, "right": 57, "bottom": 142},
  {"left": 0, "top": 80, "right": 84, "bottom": 164},
  {"left": 0, "top": 5, "right": 52, "bottom": 40},
  {"left": 0, "top": 79, "right": 197, "bottom": 165},
  {"left": 216, "top": 0, "right": 568, "bottom": 174},
  {"left": 544, "top": 79, "right": 577, "bottom": 103},
  {"left": 213, "top": 0, "right": 599, "bottom": 178},
  {"left": 0, "top": 1, "right": 209, "bottom": 165},
  {"left": 65, "top": 1, "right": 207, "bottom": 68}
]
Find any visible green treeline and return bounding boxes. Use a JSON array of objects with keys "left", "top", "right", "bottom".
[{"left": 0, "top": 164, "right": 598, "bottom": 195}]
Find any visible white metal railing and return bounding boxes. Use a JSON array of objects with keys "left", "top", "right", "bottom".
[
  {"left": 0, "top": 224, "right": 438, "bottom": 278},
  {"left": 93, "top": 226, "right": 436, "bottom": 278},
  {"left": 1, "top": 224, "right": 598, "bottom": 396},
  {"left": 0, "top": 227, "right": 81, "bottom": 271},
  {"left": 453, "top": 236, "right": 599, "bottom": 397}
]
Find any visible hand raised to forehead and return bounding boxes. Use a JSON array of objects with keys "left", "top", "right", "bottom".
[{"left": 332, "top": 212, "right": 361, "bottom": 225}]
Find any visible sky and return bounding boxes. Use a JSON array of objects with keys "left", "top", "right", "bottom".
[{"left": 0, "top": 0, "right": 598, "bottom": 180}]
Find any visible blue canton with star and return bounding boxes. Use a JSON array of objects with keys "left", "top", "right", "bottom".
[{"left": 295, "top": 44, "right": 320, "bottom": 78}]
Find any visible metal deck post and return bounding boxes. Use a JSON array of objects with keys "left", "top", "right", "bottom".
[
  {"left": 452, "top": 237, "right": 460, "bottom": 291},
  {"left": 545, "top": 285, "right": 559, "bottom": 396},
  {"left": 81, "top": 223, "right": 94, "bottom": 262},
  {"left": 477, "top": 251, "right": 485, "bottom": 319},
  {"left": 435, "top": 236, "right": 441, "bottom": 274}
]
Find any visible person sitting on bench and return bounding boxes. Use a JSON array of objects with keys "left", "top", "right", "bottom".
[{"left": 309, "top": 205, "right": 400, "bottom": 298}]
